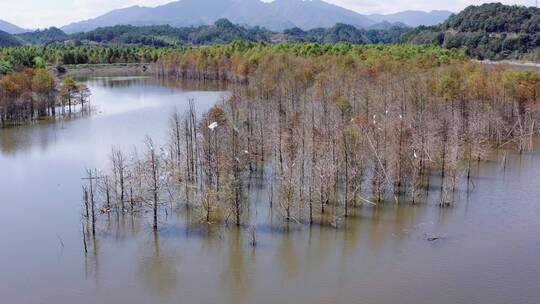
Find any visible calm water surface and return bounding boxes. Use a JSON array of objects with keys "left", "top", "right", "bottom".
[{"left": 1, "top": 75, "right": 540, "bottom": 304}]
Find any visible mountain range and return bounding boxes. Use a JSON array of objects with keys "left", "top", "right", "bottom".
[
  {"left": 0, "top": 20, "right": 26, "bottom": 34},
  {"left": 55, "top": 0, "right": 451, "bottom": 33},
  {"left": 369, "top": 10, "right": 453, "bottom": 27},
  {"left": 0, "top": 30, "right": 21, "bottom": 47}
]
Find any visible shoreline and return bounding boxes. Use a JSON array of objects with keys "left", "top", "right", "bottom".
[
  {"left": 48, "top": 63, "right": 154, "bottom": 77},
  {"left": 474, "top": 59, "right": 540, "bottom": 72},
  {"left": 50, "top": 59, "right": 540, "bottom": 78}
]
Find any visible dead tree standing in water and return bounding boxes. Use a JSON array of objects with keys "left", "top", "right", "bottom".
[
  {"left": 111, "top": 148, "right": 128, "bottom": 207},
  {"left": 82, "top": 169, "right": 100, "bottom": 235},
  {"left": 145, "top": 137, "right": 160, "bottom": 229}
]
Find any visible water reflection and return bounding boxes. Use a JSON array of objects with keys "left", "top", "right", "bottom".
[
  {"left": 221, "top": 228, "right": 253, "bottom": 304},
  {"left": 84, "top": 226, "right": 100, "bottom": 285},
  {"left": 0, "top": 114, "right": 84, "bottom": 155},
  {"left": 75, "top": 146, "right": 540, "bottom": 304},
  {"left": 82, "top": 74, "right": 228, "bottom": 92},
  {"left": 277, "top": 232, "right": 300, "bottom": 278},
  {"left": 0, "top": 76, "right": 227, "bottom": 157},
  {"left": 138, "top": 229, "right": 178, "bottom": 300}
]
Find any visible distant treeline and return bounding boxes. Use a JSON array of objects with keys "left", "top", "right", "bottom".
[
  {"left": 0, "top": 42, "right": 463, "bottom": 73},
  {"left": 0, "top": 19, "right": 409, "bottom": 48},
  {"left": 0, "top": 46, "right": 174, "bottom": 71},
  {"left": 402, "top": 3, "right": 540, "bottom": 61}
]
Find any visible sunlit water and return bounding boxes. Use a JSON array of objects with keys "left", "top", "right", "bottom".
[{"left": 1, "top": 75, "right": 540, "bottom": 304}]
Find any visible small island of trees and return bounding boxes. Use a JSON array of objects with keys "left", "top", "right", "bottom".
[{"left": 0, "top": 68, "right": 90, "bottom": 127}]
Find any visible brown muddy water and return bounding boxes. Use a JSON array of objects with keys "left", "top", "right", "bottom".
[{"left": 1, "top": 75, "right": 540, "bottom": 304}]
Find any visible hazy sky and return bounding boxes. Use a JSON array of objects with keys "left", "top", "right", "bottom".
[{"left": 0, "top": 0, "right": 536, "bottom": 29}]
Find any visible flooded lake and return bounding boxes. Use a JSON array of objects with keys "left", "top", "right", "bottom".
[{"left": 1, "top": 75, "right": 540, "bottom": 304}]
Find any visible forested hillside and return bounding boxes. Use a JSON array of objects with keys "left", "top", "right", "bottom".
[
  {"left": 443, "top": 3, "right": 540, "bottom": 33},
  {"left": 8, "top": 19, "right": 408, "bottom": 47},
  {"left": 73, "top": 19, "right": 274, "bottom": 46},
  {"left": 0, "top": 30, "right": 21, "bottom": 48},
  {"left": 403, "top": 3, "right": 540, "bottom": 61},
  {"left": 16, "top": 27, "right": 68, "bottom": 45},
  {"left": 0, "top": 19, "right": 26, "bottom": 34},
  {"left": 284, "top": 23, "right": 408, "bottom": 44}
]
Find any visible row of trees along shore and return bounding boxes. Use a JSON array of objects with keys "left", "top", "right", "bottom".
[
  {"left": 0, "top": 46, "right": 175, "bottom": 70},
  {"left": 0, "top": 68, "right": 90, "bottom": 127},
  {"left": 78, "top": 42, "right": 540, "bottom": 232}
]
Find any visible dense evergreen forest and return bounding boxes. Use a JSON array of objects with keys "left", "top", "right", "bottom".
[
  {"left": 0, "top": 46, "right": 171, "bottom": 70},
  {"left": 74, "top": 19, "right": 275, "bottom": 46},
  {"left": 284, "top": 24, "right": 408, "bottom": 44},
  {"left": 0, "top": 19, "right": 409, "bottom": 48},
  {"left": 403, "top": 3, "right": 540, "bottom": 61}
]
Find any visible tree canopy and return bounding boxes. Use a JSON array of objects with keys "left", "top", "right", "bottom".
[
  {"left": 403, "top": 3, "right": 540, "bottom": 61},
  {"left": 5, "top": 19, "right": 410, "bottom": 48},
  {"left": 0, "top": 30, "right": 21, "bottom": 48}
]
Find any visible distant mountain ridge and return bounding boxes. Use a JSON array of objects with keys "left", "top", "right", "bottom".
[
  {"left": 0, "top": 19, "right": 26, "bottom": 34},
  {"left": 369, "top": 10, "right": 453, "bottom": 27},
  {"left": 61, "top": 0, "right": 451, "bottom": 33},
  {"left": 0, "top": 30, "right": 21, "bottom": 47},
  {"left": 11, "top": 19, "right": 408, "bottom": 47}
]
